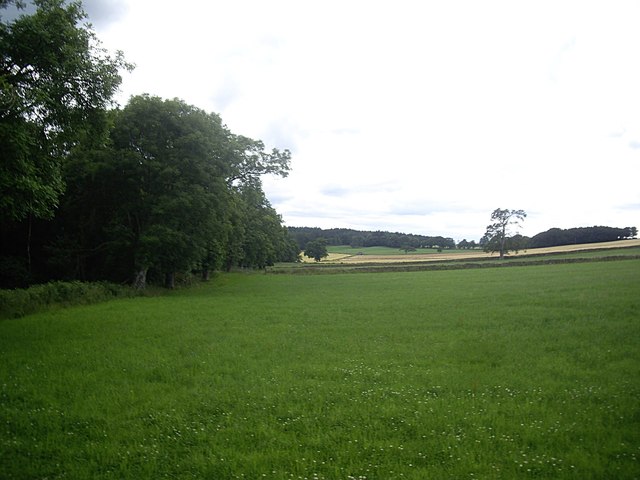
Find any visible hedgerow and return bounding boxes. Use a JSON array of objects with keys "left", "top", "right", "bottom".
[{"left": 0, "top": 281, "right": 137, "bottom": 319}]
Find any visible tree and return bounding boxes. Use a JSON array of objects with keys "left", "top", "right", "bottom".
[
  {"left": 481, "top": 208, "right": 527, "bottom": 259},
  {"left": 0, "top": 0, "right": 130, "bottom": 282},
  {"left": 225, "top": 134, "right": 291, "bottom": 188},
  {"left": 103, "top": 95, "right": 230, "bottom": 288},
  {"left": 0, "top": 0, "right": 130, "bottom": 222},
  {"left": 234, "top": 184, "right": 285, "bottom": 269},
  {"left": 304, "top": 238, "right": 328, "bottom": 262},
  {"left": 77, "top": 94, "right": 292, "bottom": 288}
]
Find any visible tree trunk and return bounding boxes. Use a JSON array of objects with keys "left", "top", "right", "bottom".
[
  {"left": 133, "top": 268, "right": 147, "bottom": 290},
  {"left": 202, "top": 268, "right": 210, "bottom": 281},
  {"left": 26, "top": 214, "right": 32, "bottom": 274},
  {"left": 164, "top": 271, "right": 175, "bottom": 289}
]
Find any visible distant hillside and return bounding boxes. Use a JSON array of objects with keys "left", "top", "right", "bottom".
[
  {"left": 288, "top": 227, "right": 456, "bottom": 250},
  {"left": 528, "top": 226, "right": 637, "bottom": 249},
  {"left": 288, "top": 225, "right": 638, "bottom": 251}
]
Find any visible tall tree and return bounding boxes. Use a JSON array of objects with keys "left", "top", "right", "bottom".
[
  {"left": 0, "top": 0, "right": 130, "bottom": 222},
  {"left": 106, "top": 95, "right": 229, "bottom": 289},
  {"left": 0, "top": 0, "right": 130, "bottom": 283},
  {"left": 481, "top": 208, "right": 527, "bottom": 259},
  {"left": 97, "top": 95, "right": 292, "bottom": 287}
]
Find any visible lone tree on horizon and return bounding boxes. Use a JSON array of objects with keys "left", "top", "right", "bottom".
[{"left": 481, "top": 208, "right": 527, "bottom": 259}]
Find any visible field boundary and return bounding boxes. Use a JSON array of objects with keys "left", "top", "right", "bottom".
[{"left": 270, "top": 252, "right": 640, "bottom": 275}]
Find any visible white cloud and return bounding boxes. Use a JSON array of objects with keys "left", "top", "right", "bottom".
[{"left": 94, "top": 0, "right": 640, "bottom": 241}]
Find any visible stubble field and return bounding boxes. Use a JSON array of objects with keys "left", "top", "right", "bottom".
[{"left": 1, "top": 259, "right": 639, "bottom": 479}]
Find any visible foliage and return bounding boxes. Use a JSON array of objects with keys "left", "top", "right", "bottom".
[
  {"left": 105, "top": 95, "right": 232, "bottom": 288},
  {"left": 0, "top": 93, "right": 296, "bottom": 288},
  {"left": 0, "top": 0, "right": 130, "bottom": 222},
  {"left": 529, "top": 226, "right": 638, "bottom": 248},
  {"left": 304, "top": 237, "right": 328, "bottom": 262},
  {"left": 1, "top": 261, "right": 639, "bottom": 478},
  {"left": 456, "top": 238, "right": 478, "bottom": 249},
  {"left": 290, "top": 227, "right": 456, "bottom": 250},
  {"left": 232, "top": 184, "right": 298, "bottom": 269},
  {"left": 481, "top": 208, "right": 527, "bottom": 258},
  {"left": 0, "top": 280, "right": 136, "bottom": 319},
  {"left": 226, "top": 134, "right": 291, "bottom": 187},
  {"left": 0, "top": 4, "right": 295, "bottom": 289}
]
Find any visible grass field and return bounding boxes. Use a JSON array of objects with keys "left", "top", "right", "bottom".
[
  {"left": 326, "top": 246, "right": 466, "bottom": 256},
  {"left": 1, "top": 260, "right": 640, "bottom": 478}
]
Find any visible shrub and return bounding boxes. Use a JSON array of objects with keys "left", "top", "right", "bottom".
[{"left": 0, "top": 281, "right": 137, "bottom": 319}]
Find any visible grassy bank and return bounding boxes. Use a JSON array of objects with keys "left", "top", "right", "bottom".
[{"left": 1, "top": 260, "right": 639, "bottom": 478}]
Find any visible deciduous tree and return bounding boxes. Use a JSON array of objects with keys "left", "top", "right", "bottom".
[
  {"left": 481, "top": 208, "right": 527, "bottom": 259},
  {"left": 105, "top": 95, "right": 229, "bottom": 288},
  {"left": 304, "top": 238, "right": 328, "bottom": 262},
  {"left": 0, "top": 0, "right": 130, "bottom": 222}
]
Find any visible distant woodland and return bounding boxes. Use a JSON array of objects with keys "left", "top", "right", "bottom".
[
  {"left": 528, "top": 226, "right": 637, "bottom": 249},
  {"left": 289, "top": 226, "right": 637, "bottom": 252}
]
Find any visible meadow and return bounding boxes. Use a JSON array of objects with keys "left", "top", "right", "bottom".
[
  {"left": 325, "top": 246, "right": 461, "bottom": 255},
  {"left": 1, "top": 260, "right": 639, "bottom": 479}
]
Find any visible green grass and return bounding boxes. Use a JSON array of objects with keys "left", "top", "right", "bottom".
[
  {"left": 1, "top": 261, "right": 640, "bottom": 479},
  {"left": 326, "top": 245, "right": 461, "bottom": 255}
]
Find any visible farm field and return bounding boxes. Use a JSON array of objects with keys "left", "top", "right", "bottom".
[
  {"left": 1, "top": 260, "right": 640, "bottom": 478},
  {"left": 305, "top": 239, "right": 640, "bottom": 264}
]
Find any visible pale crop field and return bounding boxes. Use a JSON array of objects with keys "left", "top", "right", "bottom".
[{"left": 1, "top": 260, "right": 639, "bottom": 479}]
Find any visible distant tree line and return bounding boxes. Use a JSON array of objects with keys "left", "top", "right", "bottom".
[
  {"left": 528, "top": 226, "right": 637, "bottom": 249},
  {"left": 0, "top": 2, "right": 297, "bottom": 289},
  {"left": 288, "top": 227, "right": 457, "bottom": 250},
  {"left": 290, "top": 223, "right": 637, "bottom": 256}
]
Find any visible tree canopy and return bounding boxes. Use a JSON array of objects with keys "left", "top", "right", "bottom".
[
  {"left": 0, "top": 3, "right": 297, "bottom": 289},
  {"left": 0, "top": 0, "right": 131, "bottom": 222},
  {"left": 480, "top": 208, "right": 527, "bottom": 259},
  {"left": 289, "top": 227, "right": 456, "bottom": 251},
  {"left": 529, "top": 226, "right": 637, "bottom": 248},
  {"left": 304, "top": 238, "right": 328, "bottom": 262}
]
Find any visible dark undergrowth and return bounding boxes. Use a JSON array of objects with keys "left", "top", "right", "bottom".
[{"left": 0, "top": 281, "right": 140, "bottom": 320}]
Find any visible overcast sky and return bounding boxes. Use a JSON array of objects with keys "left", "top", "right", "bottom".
[{"left": 31, "top": 1, "right": 640, "bottom": 240}]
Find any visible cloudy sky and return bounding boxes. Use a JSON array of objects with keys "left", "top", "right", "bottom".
[{"left": 29, "top": 1, "right": 640, "bottom": 240}]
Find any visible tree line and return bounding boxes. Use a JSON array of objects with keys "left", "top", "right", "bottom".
[
  {"left": 291, "top": 220, "right": 637, "bottom": 260},
  {"left": 528, "top": 226, "right": 637, "bottom": 249},
  {"left": 0, "top": 1, "right": 297, "bottom": 289},
  {"left": 288, "top": 227, "right": 457, "bottom": 251}
]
